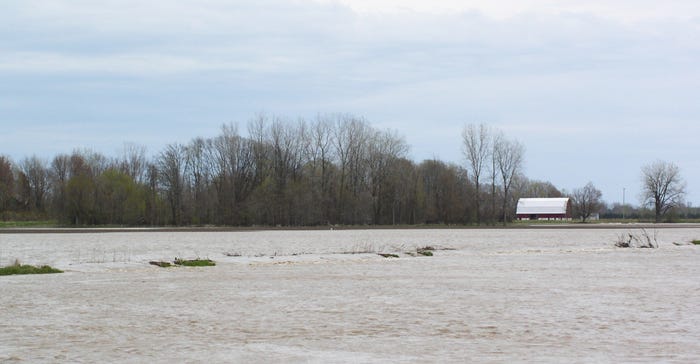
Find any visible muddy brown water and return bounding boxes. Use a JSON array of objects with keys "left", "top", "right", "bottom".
[{"left": 1, "top": 227, "right": 699, "bottom": 363}]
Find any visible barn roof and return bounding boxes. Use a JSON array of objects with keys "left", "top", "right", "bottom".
[{"left": 516, "top": 198, "right": 570, "bottom": 215}]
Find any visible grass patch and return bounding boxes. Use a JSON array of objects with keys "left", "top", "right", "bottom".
[
  {"left": 0, "top": 261, "right": 63, "bottom": 276},
  {"left": 692, "top": 240, "right": 700, "bottom": 245},
  {"left": 378, "top": 253, "right": 399, "bottom": 258},
  {"left": 174, "top": 258, "right": 216, "bottom": 267}
]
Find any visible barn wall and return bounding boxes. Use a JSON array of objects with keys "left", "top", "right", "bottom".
[{"left": 516, "top": 213, "right": 571, "bottom": 221}]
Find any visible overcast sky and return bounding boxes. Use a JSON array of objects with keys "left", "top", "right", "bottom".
[{"left": 2, "top": 0, "right": 699, "bottom": 205}]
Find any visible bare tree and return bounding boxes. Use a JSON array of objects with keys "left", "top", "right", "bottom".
[
  {"left": 571, "top": 182, "right": 602, "bottom": 222},
  {"left": 267, "top": 117, "right": 305, "bottom": 225},
  {"left": 494, "top": 135, "right": 524, "bottom": 225},
  {"left": 211, "top": 123, "right": 254, "bottom": 225},
  {"left": 158, "top": 143, "right": 187, "bottom": 225},
  {"left": 333, "top": 115, "right": 370, "bottom": 224},
  {"left": 247, "top": 114, "right": 272, "bottom": 187},
  {"left": 517, "top": 178, "right": 563, "bottom": 198},
  {"left": 49, "top": 154, "right": 71, "bottom": 218},
  {"left": 462, "top": 123, "right": 491, "bottom": 225},
  {"left": 20, "top": 156, "right": 49, "bottom": 212},
  {"left": 144, "top": 162, "right": 161, "bottom": 225},
  {"left": 304, "top": 115, "right": 336, "bottom": 223},
  {"left": 366, "top": 129, "right": 409, "bottom": 224},
  {"left": 388, "top": 158, "right": 417, "bottom": 225},
  {"left": 641, "top": 161, "right": 686, "bottom": 223},
  {"left": 119, "top": 143, "right": 148, "bottom": 184},
  {"left": 488, "top": 132, "right": 501, "bottom": 225},
  {"left": 186, "top": 137, "right": 215, "bottom": 224}
]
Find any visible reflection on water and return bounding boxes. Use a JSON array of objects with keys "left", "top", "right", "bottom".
[{"left": 1, "top": 228, "right": 699, "bottom": 362}]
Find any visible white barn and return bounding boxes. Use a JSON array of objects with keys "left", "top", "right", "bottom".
[{"left": 516, "top": 198, "right": 572, "bottom": 221}]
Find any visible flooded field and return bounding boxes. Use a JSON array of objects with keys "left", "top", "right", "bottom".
[{"left": 1, "top": 227, "right": 700, "bottom": 363}]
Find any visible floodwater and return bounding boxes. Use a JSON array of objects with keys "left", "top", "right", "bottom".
[{"left": 1, "top": 227, "right": 700, "bottom": 363}]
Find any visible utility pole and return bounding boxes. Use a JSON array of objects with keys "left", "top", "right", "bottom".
[{"left": 622, "top": 187, "right": 626, "bottom": 221}]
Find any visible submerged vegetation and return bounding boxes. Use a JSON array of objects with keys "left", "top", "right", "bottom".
[
  {"left": 417, "top": 249, "right": 434, "bottom": 256},
  {"left": 614, "top": 229, "right": 659, "bottom": 249},
  {"left": 150, "top": 258, "right": 216, "bottom": 267},
  {"left": 374, "top": 245, "right": 452, "bottom": 258},
  {"left": 0, "top": 260, "right": 63, "bottom": 276}
]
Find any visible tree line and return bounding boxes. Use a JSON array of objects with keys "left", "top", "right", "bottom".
[
  {"left": 0, "top": 115, "right": 690, "bottom": 226},
  {"left": 0, "top": 115, "right": 545, "bottom": 226}
]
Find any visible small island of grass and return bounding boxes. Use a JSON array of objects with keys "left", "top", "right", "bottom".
[
  {"left": 174, "top": 258, "right": 216, "bottom": 267},
  {"left": 0, "top": 261, "right": 63, "bottom": 276}
]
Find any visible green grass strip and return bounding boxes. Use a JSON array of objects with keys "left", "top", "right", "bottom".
[{"left": 174, "top": 258, "right": 216, "bottom": 267}]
